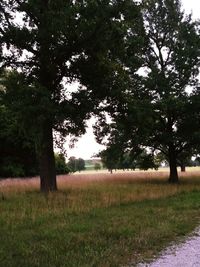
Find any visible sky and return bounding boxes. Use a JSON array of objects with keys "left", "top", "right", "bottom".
[
  {"left": 181, "top": 0, "right": 200, "bottom": 19},
  {"left": 66, "top": 0, "right": 200, "bottom": 160},
  {"left": 64, "top": 117, "right": 105, "bottom": 160}
]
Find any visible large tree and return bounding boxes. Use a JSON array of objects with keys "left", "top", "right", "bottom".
[
  {"left": 95, "top": 0, "right": 200, "bottom": 183},
  {"left": 140, "top": 0, "right": 200, "bottom": 182},
  {"left": 1, "top": 0, "right": 144, "bottom": 191}
]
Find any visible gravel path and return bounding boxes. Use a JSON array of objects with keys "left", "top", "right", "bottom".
[{"left": 137, "top": 228, "right": 200, "bottom": 267}]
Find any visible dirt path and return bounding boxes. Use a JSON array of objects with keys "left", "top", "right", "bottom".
[{"left": 137, "top": 228, "right": 200, "bottom": 267}]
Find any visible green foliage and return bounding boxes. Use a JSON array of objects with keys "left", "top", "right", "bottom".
[
  {"left": 0, "top": 101, "right": 39, "bottom": 178},
  {"left": 136, "top": 152, "right": 159, "bottom": 171},
  {"left": 0, "top": 162, "right": 25, "bottom": 178},
  {"left": 1, "top": 0, "right": 143, "bottom": 140},
  {"left": 94, "top": 162, "right": 101, "bottom": 171},
  {"left": 67, "top": 157, "right": 77, "bottom": 173},
  {"left": 76, "top": 158, "right": 85, "bottom": 172},
  {"left": 100, "top": 146, "right": 120, "bottom": 172},
  {"left": 67, "top": 157, "right": 85, "bottom": 173},
  {"left": 100, "top": 147, "right": 159, "bottom": 171},
  {"left": 96, "top": 0, "right": 200, "bottom": 181},
  {"left": 138, "top": 0, "right": 200, "bottom": 178},
  {"left": 55, "top": 153, "right": 70, "bottom": 175}
]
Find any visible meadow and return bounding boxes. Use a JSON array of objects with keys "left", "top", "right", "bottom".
[{"left": 1, "top": 169, "right": 200, "bottom": 267}]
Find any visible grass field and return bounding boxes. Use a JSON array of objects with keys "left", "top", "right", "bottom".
[{"left": 1, "top": 169, "right": 200, "bottom": 266}]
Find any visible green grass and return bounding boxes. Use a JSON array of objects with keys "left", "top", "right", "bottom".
[{"left": 1, "top": 174, "right": 200, "bottom": 267}]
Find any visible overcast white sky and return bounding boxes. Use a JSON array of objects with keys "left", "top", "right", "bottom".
[
  {"left": 66, "top": 0, "right": 200, "bottom": 159},
  {"left": 181, "top": 0, "right": 200, "bottom": 19}
]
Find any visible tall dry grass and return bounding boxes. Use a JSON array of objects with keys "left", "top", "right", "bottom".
[{"left": 1, "top": 170, "right": 200, "bottom": 213}]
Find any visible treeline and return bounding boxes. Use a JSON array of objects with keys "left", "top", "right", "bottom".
[
  {"left": 55, "top": 155, "right": 86, "bottom": 174},
  {"left": 0, "top": 151, "right": 86, "bottom": 178},
  {"left": 0, "top": 152, "right": 68, "bottom": 178},
  {"left": 100, "top": 150, "right": 159, "bottom": 173},
  {"left": 100, "top": 149, "right": 200, "bottom": 173}
]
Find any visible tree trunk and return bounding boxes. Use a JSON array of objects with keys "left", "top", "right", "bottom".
[
  {"left": 168, "top": 146, "right": 179, "bottom": 183},
  {"left": 38, "top": 121, "right": 57, "bottom": 192},
  {"left": 180, "top": 164, "right": 186, "bottom": 172}
]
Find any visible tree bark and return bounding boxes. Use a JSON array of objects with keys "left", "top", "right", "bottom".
[
  {"left": 38, "top": 121, "right": 57, "bottom": 192},
  {"left": 168, "top": 145, "right": 179, "bottom": 183},
  {"left": 180, "top": 164, "right": 186, "bottom": 172}
]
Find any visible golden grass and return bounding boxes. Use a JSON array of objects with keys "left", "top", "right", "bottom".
[{"left": 1, "top": 169, "right": 200, "bottom": 213}]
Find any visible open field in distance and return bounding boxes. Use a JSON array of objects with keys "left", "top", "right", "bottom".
[{"left": 2, "top": 167, "right": 200, "bottom": 197}]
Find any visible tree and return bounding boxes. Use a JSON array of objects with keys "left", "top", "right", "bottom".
[
  {"left": 55, "top": 153, "right": 70, "bottom": 175},
  {"left": 67, "top": 157, "right": 77, "bottom": 173},
  {"left": 136, "top": 151, "right": 159, "bottom": 171},
  {"left": 66, "top": 157, "right": 85, "bottom": 173},
  {"left": 142, "top": 0, "right": 200, "bottom": 182},
  {"left": 76, "top": 158, "right": 85, "bottom": 172},
  {"left": 94, "top": 162, "right": 101, "bottom": 171},
  {"left": 177, "top": 152, "right": 192, "bottom": 172},
  {"left": 118, "top": 153, "right": 132, "bottom": 170},
  {"left": 141, "top": 0, "right": 200, "bottom": 181},
  {"left": 100, "top": 146, "right": 121, "bottom": 173},
  {"left": 96, "top": 0, "right": 200, "bottom": 183},
  {"left": 1, "top": 0, "right": 143, "bottom": 191}
]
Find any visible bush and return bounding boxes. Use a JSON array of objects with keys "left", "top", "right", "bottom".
[
  {"left": 55, "top": 154, "right": 70, "bottom": 175},
  {"left": 0, "top": 162, "right": 25, "bottom": 177}
]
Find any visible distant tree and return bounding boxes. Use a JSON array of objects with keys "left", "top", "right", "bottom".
[
  {"left": 66, "top": 157, "right": 85, "bottom": 173},
  {"left": 67, "top": 157, "right": 77, "bottom": 173},
  {"left": 136, "top": 151, "right": 159, "bottom": 171},
  {"left": 55, "top": 153, "right": 70, "bottom": 175},
  {"left": 100, "top": 146, "right": 121, "bottom": 173},
  {"left": 118, "top": 153, "right": 131, "bottom": 170},
  {"left": 94, "top": 163, "right": 101, "bottom": 171},
  {"left": 177, "top": 151, "right": 193, "bottom": 172},
  {"left": 76, "top": 158, "right": 85, "bottom": 172},
  {"left": 191, "top": 157, "right": 200, "bottom": 167}
]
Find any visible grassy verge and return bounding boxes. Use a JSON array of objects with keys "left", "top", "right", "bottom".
[{"left": 1, "top": 173, "right": 200, "bottom": 267}]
